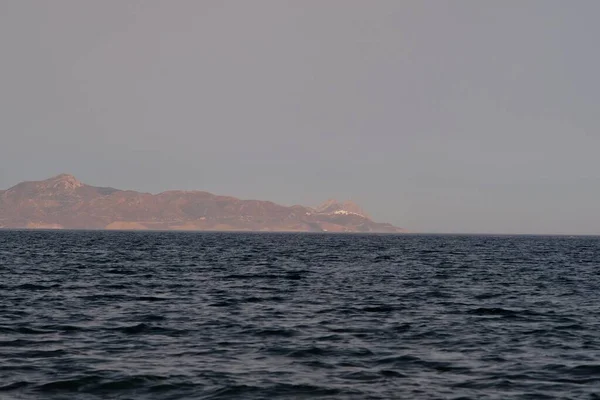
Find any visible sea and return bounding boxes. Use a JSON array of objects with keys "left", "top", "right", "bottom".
[{"left": 0, "top": 231, "right": 599, "bottom": 399}]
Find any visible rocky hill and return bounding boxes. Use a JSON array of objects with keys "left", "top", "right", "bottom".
[{"left": 0, "top": 174, "right": 405, "bottom": 233}]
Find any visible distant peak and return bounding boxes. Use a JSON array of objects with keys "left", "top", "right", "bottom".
[
  {"left": 52, "top": 173, "right": 76, "bottom": 180},
  {"left": 47, "top": 174, "right": 84, "bottom": 189},
  {"left": 316, "top": 199, "right": 340, "bottom": 211}
]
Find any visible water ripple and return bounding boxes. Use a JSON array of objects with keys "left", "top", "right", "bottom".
[{"left": 0, "top": 231, "right": 599, "bottom": 399}]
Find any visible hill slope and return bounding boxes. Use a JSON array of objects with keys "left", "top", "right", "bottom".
[{"left": 0, "top": 174, "right": 405, "bottom": 233}]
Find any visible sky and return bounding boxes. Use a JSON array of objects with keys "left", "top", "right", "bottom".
[{"left": 1, "top": 1, "right": 599, "bottom": 235}]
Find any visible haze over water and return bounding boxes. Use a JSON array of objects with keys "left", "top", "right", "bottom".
[{"left": 1, "top": 231, "right": 599, "bottom": 399}]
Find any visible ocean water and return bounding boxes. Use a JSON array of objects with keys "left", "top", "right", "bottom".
[{"left": 0, "top": 231, "right": 599, "bottom": 399}]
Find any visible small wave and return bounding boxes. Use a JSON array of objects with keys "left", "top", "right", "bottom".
[
  {"left": 240, "top": 295, "right": 285, "bottom": 304},
  {"left": 0, "top": 339, "right": 39, "bottom": 347},
  {"left": 427, "top": 289, "right": 452, "bottom": 298},
  {"left": 112, "top": 323, "right": 188, "bottom": 336},
  {"left": 287, "top": 346, "right": 330, "bottom": 358},
  {"left": 253, "top": 328, "right": 297, "bottom": 337},
  {"left": 380, "top": 369, "right": 408, "bottom": 378},
  {"left": 0, "top": 326, "right": 53, "bottom": 335},
  {"left": 203, "top": 384, "right": 262, "bottom": 398},
  {"left": 113, "top": 323, "right": 152, "bottom": 334},
  {"left": 146, "top": 382, "right": 198, "bottom": 393},
  {"left": 223, "top": 273, "right": 281, "bottom": 280},
  {"left": 102, "top": 283, "right": 129, "bottom": 290},
  {"left": 424, "top": 360, "right": 471, "bottom": 373},
  {"left": 0, "top": 381, "right": 30, "bottom": 391},
  {"left": 135, "top": 296, "right": 170, "bottom": 302},
  {"left": 473, "top": 292, "right": 502, "bottom": 300},
  {"left": 209, "top": 300, "right": 238, "bottom": 307},
  {"left": 374, "top": 254, "right": 393, "bottom": 262},
  {"left": 467, "top": 307, "right": 520, "bottom": 317},
  {"left": 36, "top": 376, "right": 104, "bottom": 392},
  {"left": 205, "top": 383, "right": 342, "bottom": 399},
  {"left": 314, "top": 333, "right": 344, "bottom": 341},
  {"left": 79, "top": 294, "right": 128, "bottom": 301},
  {"left": 568, "top": 364, "right": 600, "bottom": 376},
  {"left": 555, "top": 323, "right": 586, "bottom": 331},
  {"left": 452, "top": 377, "right": 515, "bottom": 390},
  {"left": 480, "top": 355, "right": 508, "bottom": 363},
  {"left": 241, "top": 296, "right": 264, "bottom": 303},
  {"left": 292, "top": 360, "right": 335, "bottom": 369},
  {"left": 93, "top": 375, "right": 166, "bottom": 391},
  {"left": 141, "top": 314, "right": 167, "bottom": 321},
  {"left": 340, "top": 371, "right": 382, "bottom": 382},
  {"left": 375, "top": 356, "right": 470, "bottom": 373},
  {"left": 39, "top": 324, "right": 88, "bottom": 333},
  {"left": 376, "top": 354, "right": 421, "bottom": 365},
  {"left": 105, "top": 268, "right": 135, "bottom": 275},
  {"left": 362, "top": 305, "right": 395, "bottom": 313},
  {"left": 285, "top": 271, "right": 308, "bottom": 280},
  {"left": 12, "top": 349, "right": 67, "bottom": 358},
  {"left": 390, "top": 323, "right": 411, "bottom": 333},
  {"left": 15, "top": 283, "right": 60, "bottom": 290},
  {"left": 34, "top": 374, "right": 179, "bottom": 394}
]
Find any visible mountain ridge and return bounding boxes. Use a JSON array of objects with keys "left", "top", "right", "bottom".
[{"left": 0, "top": 174, "right": 405, "bottom": 233}]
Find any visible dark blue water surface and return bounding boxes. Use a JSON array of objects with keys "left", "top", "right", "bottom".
[{"left": 1, "top": 231, "right": 599, "bottom": 399}]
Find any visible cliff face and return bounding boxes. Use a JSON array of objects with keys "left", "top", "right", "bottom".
[{"left": 0, "top": 174, "right": 405, "bottom": 233}]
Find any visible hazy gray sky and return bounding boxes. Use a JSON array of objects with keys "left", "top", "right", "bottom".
[{"left": 1, "top": 1, "right": 599, "bottom": 234}]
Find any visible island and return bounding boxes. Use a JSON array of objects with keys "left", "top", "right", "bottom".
[{"left": 0, "top": 174, "right": 405, "bottom": 233}]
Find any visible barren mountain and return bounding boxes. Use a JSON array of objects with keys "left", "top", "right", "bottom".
[{"left": 0, "top": 174, "right": 405, "bottom": 233}]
